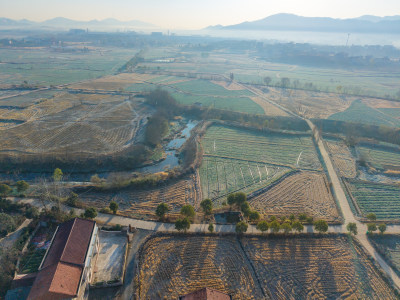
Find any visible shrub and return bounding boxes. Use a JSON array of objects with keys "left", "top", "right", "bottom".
[
  {"left": 281, "top": 223, "right": 292, "bottom": 234},
  {"left": 109, "top": 201, "right": 119, "bottom": 214},
  {"left": 256, "top": 220, "right": 269, "bottom": 234},
  {"left": 175, "top": 218, "right": 190, "bottom": 232},
  {"left": 180, "top": 204, "right": 195, "bottom": 218},
  {"left": 270, "top": 220, "right": 281, "bottom": 233},
  {"left": 208, "top": 223, "right": 214, "bottom": 233},
  {"left": 367, "top": 223, "right": 377, "bottom": 233},
  {"left": 346, "top": 222, "right": 358, "bottom": 235},
  {"left": 156, "top": 203, "right": 169, "bottom": 220},
  {"left": 249, "top": 211, "right": 260, "bottom": 222},
  {"left": 84, "top": 208, "right": 97, "bottom": 219},
  {"left": 292, "top": 221, "right": 304, "bottom": 233},
  {"left": 200, "top": 199, "right": 213, "bottom": 215},
  {"left": 378, "top": 224, "right": 387, "bottom": 234}
]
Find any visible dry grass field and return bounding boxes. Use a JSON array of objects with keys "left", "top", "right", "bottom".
[
  {"left": 0, "top": 92, "right": 148, "bottom": 155},
  {"left": 325, "top": 139, "right": 357, "bottom": 178},
  {"left": 78, "top": 176, "right": 199, "bottom": 220},
  {"left": 68, "top": 73, "right": 157, "bottom": 91},
  {"left": 258, "top": 87, "right": 356, "bottom": 119},
  {"left": 137, "top": 234, "right": 397, "bottom": 299},
  {"left": 249, "top": 171, "right": 341, "bottom": 223}
]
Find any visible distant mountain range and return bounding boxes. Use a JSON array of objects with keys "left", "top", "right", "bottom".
[
  {"left": 207, "top": 14, "right": 400, "bottom": 34},
  {"left": 0, "top": 17, "right": 155, "bottom": 29}
]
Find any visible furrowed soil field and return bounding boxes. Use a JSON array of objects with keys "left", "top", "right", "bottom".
[
  {"left": 325, "top": 138, "right": 357, "bottom": 178},
  {"left": 136, "top": 234, "right": 397, "bottom": 299},
  {"left": 249, "top": 171, "right": 341, "bottom": 223},
  {"left": 78, "top": 176, "right": 198, "bottom": 220},
  {"left": 369, "top": 234, "right": 400, "bottom": 276},
  {"left": 199, "top": 124, "right": 321, "bottom": 201},
  {"left": 356, "top": 143, "right": 400, "bottom": 171},
  {"left": 345, "top": 180, "right": 400, "bottom": 220},
  {"left": 0, "top": 92, "right": 148, "bottom": 155}
]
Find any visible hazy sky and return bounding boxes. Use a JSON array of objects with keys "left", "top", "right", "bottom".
[{"left": 1, "top": 0, "right": 400, "bottom": 29}]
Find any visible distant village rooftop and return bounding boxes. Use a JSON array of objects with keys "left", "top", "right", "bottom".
[{"left": 179, "top": 288, "right": 232, "bottom": 300}]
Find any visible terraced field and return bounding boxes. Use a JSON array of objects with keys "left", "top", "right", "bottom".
[
  {"left": 78, "top": 177, "right": 198, "bottom": 220},
  {"left": 346, "top": 180, "right": 400, "bottom": 220},
  {"left": 325, "top": 139, "right": 357, "bottom": 178},
  {"left": 0, "top": 93, "right": 148, "bottom": 155},
  {"left": 199, "top": 124, "right": 321, "bottom": 202},
  {"left": 357, "top": 144, "right": 400, "bottom": 171},
  {"left": 369, "top": 234, "right": 400, "bottom": 276},
  {"left": 249, "top": 171, "right": 341, "bottom": 223},
  {"left": 137, "top": 235, "right": 397, "bottom": 299}
]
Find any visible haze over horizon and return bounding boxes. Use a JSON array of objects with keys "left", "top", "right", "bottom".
[{"left": 1, "top": 0, "right": 400, "bottom": 29}]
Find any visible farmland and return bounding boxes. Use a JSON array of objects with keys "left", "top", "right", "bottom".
[
  {"left": 0, "top": 47, "right": 134, "bottom": 86},
  {"left": 199, "top": 124, "right": 321, "bottom": 202},
  {"left": 137, "top": 234, "right": 397, "bottom": 299},
  {"left": 78, "top": 176, "right": 198, "bottom": 220},
  {"left": 369, "top": 234, "right": 400, "bottom": 276},
  {"left": 0, "top": 92, "right": 148, "bottom": 156},
  {"left": 325, "top": 138, "right": 357, "bottom": 178},
  {"left": 249, "top": 171, "right": 341, "bottom": 223},
  {"left": 329, "top": 99, "right": 400, "bottom": 127},
  {"left": 346, "top": 180, "right": 400, "bottom": 220},
  {"left": 357, "top": 143, "right": 400, "bottom": 171}
]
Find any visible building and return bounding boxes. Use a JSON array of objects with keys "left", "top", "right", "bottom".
[
  {"left": 179, "top": 288, "right": 232, "bottom": 300},
  {"left": 27, "top": 218, "right": 99, "bottom": 300}
]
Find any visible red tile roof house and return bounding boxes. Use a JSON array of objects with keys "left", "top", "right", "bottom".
[
  {"left": 27, "top": 218, "right": 99, "bottom": 300},
  {"left": 179, "top": 288, "right": 232, "bottom": 300}
]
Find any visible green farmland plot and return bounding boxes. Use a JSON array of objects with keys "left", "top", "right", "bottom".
[
  {"left": 199, "top": 124, "right": 321, "bottom": 201},
  {"left": 202, "top": 125, "right": 321, "bottom": 169},
  {"left": 357, "top": 144, "right": 400, "bottom": 170},
  {"left": 0, "top": 47, "right": 134, "bottom": 86},
  {"left": 347, "top": 180, "right": 400, "bottom": 220},
  {"left": 199, "top": 156, "right": 291, "bottom": 201},
  {"left": 328, "top": 100, "right": 400, "bottom": 128},
  {"left": 171, "top": 92, "right": 264, "bottom": 114}
]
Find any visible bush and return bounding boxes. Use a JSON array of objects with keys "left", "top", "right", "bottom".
[
  {"left": 270, "top": 220, "right": 281, "bottom": 233},
  {"left": 346, "top": 222, "right": 358, "bottom": 235},
  {"left": 0, "top": 213, "right": 16, "bottom": 237},
  {"left": 281, "top": 223, "right": 292, "bottom": 234},
  {"left": 16, "top": 180, "right": 29, "bottom": 194},
  {"left": 249, "top": 211, "right": 260, "bottom": 222},
  {"left": 109, "top": 201, "right": 119, "bottom": 214},
  {"left": 200, "top": 199, "right": 213, "bottom": 215},
  {"left": 367, "top": 223, "right": 377, "bottom": 233},
  {"left": 208, "top": 223, "right": 214, "bottom": 233},
  {"left": 0, "top": 184, "right": 12, "bottom": 197},
  {"left": 378, "top": 224, "right": 387, "bottom": 234},
  {"left": 175, "top": 218, "right": 190, "bottom": 232},
  {"left": 156, "top": 203, "right": 169, "bottom": 220},
  {"left": 84, "top": 208, "right": 97, "bottom": 219},
  {"left": 292, "top": 221, "right": 304, "bottom": 233}
]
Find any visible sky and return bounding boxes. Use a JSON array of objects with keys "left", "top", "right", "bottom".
[{"left": 1, "top": 0, "right": 400, "bottom": 29}]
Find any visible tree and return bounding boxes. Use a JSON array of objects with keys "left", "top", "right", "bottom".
[
  {"left": 0, "top": 213, "right": 16, "bottom": 236},
  {"left": 256, "top": 221, "right": 269, "bottom": 234},
  {"left": 235, "top": 221, "right": 248, "bottom": 234},
  {"left": 180, "top": 204, "right": 195, "bottom": 219},
  {"left": 298, "top": 214, "right": 307, "bottom": 222},
  {"left": 25, "top": 207, "right": 39, "bottom": 219},
  {"left": 281, "top": 223, "right": 292, "bottom": 234},
  {"left": 200, "top": 199, "right": 213, "bottom": 215},
  {"left": 346, "top": 222, "right": 358, "bottom": 235},
  {"left": 208, "top": 223, "right": 214, "bottom": 233},
  {"left": 249, "top": 211, "right": 260, "bottom": 222},
  {"left": 235, "top": 192, "right": 247, "bottom": 207},
  {"left": 263, "top": 76, "right": 272, "bottom": 86},
  {"left": 53, "top": 168, "right": 63, "bottom": 182},
  {"left": 156, "top": 203, "right": 169, "bottom": 220},
  {"left": 241, "top": 201, "right": 251, "bottom": 218},
  {"left": 227, "top": 194, "right": 236, "bottom": 208},
  {"left": 292, "top": 221, "right": 304, "bottom": 233},
  {"left": 175, "top": 218, "right": 190, "bottom": 232},
  {"left": 289, "top": 214, "right": 296, "bottom": 222},
  {"left": 109, "top": 201, "right": 119, "bottom": 214},
  {"left": 270, "top": 220, "right": 281, "bottom": 233},
  {"left": 84, "top": 208, "right": 97, "bottom": 219},
  {"left": 366, "top": 213, "right": 376, "bottom": 221},
  {"left": 367, "top": 223, "right": 377, "bottom": 233},
  {"left": 378, "top": 224, "right": 387, "bottom": 234},
  {"left": 314, "top": 220, "right": 328, "bottom": 233},
  {"left": 0, "top": 184, "right": 12, "bottom": 197},
  {"left": 281, "top": 77, "right": 290, "bottom": 88},
  {"left": 16, "top": 181, "right": 29, "bottom": 194}
]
